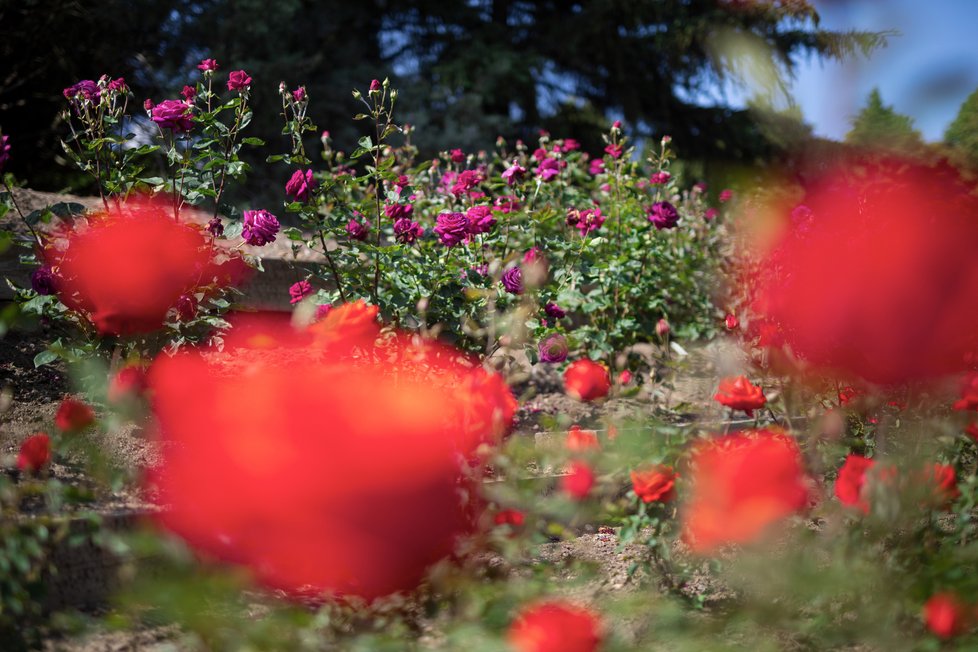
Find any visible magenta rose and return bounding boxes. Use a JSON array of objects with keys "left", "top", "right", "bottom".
[
  {"left": 151, "top": 100, "right": 194, "bottom": 132},
  {"left": 394, "top": 218, "right": 423, "bottom": 244},
  {"left": 227, "top": 70, "right": 252, "bottom": 91},
  {"left": 648, "top": 201, "right": 679, "bottom": 230},
  {"left": 434, "top": 212, "right": 470, "bottom": 247},
  {"left": 242, "top": 209, "right": 280, "bottom": 246},
  {"left": 285, "top": 169, "right": 317, "bottom": 201},
  {"left": 466, "top": 206, "right": 496, "bottom": 235},
  {"left": 502, "top": 267, "right": 524, "bottom": 295}
]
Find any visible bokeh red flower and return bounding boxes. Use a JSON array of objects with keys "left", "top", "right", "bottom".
[
  {"left": 744, "top": 157, "right": 978, "bottom": 385},
  {"left": 147, "top": 306, "right": 515, "bottom": 599},
  {"left": 17, "top": 433, "right": 51, "bottom": 473},
  {"left": 683, "top": 430, "right": 810, "bottom": 554},
  {"left": 45, "top": 197, "right": 239, "bottom": 336},
  {"left": 560, "top": 461, "right": 595, "bottom": 500},
  {"left": 924, "top": 592, "right": 968, "bottom": 639},
  {"left": 834, "top": 454, "right": 875, "bottom": 514},
  {"left": 507, "top": 600, "right": 603, "bottom": 652},
  {"left": 564, "top": 359, "right": 611, "bottom": 401},
  {"left": 54, "top": 397, "right": 95, "bottom": 433}
]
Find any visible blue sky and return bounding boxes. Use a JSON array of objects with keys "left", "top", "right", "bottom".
[{"left": 788, "top": 0, "right": 978, "bottom": 141}]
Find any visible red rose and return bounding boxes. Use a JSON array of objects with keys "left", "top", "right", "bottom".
[
  {"left": 565, "top": 425, "right": 599, "bottom": 452},
  {"left": 834, "top": 454, "right": 874, "bottom": 513},
  {"left": 108, "top": 365, "right": 148, "bottom": 404},
  {"left": 48, "top": 198, "right": 235, "bottom": 336},
  {"left": 724, "top": 314, "right": 739, "bottom": 330},
  {"left": 683, "top": 430, "right": 810, "bottom": 554},
  {"left": 560, "top": 461, "right": 595, "bottom": 500},
  {"left": 924, "top": 592, "right": 968, "bottom": 639},
  {"left": 953, "top": 373, "right": 978, "bottom": 411},
  {"left": 17, "top": 433, "right": 51, "bottom": 473},
  {"left": 713, "top": 376, "right": 766, "bottom": 416},
  {"left": 54, "top": 397, "right": 95, "bottom": 433},
  {"left": 494, "top": 508, "right": 525, "bottom": 528},
  {"left": 745, "top": 156, "right": 978, "bottom": 384},
  {"left": 148, "top": 313, "right": 513, "bottom": 599},
  {"left": 564, "top": 360, "right": 611, "bottom": 402},
  {"left": 926, "top": 463, "right": 960, "bottom": 506},
  {"left": 508, "top": 600, "right": 603, "bottom": 652},
  {"left": 630, "top": 465, "right": 677, "bottom": 503}
]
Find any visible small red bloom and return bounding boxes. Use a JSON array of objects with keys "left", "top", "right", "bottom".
[
  {"left": 630, "top": 465, "right": 677, "bottom": 503},
  {"left": 683, "top": 430, "right": 810, "bottom": 554},
  {"left": 494, "top": 508, "right": 525, "bottom": 528},
  {"left": 508, "top": 600, "right": 603, "bottom": 652},
  {"left": 17, "top": 433, "right": 51, "bottom": 473},
  {"left": 565, "top": 425, "right": 599, "bottom": 452},
  {"left": 924, "top": 592, "right": 968, "bottom": 639},
  {"left": 834, "top": 454, "right": 875, "bottom": 514},
  {"left": 54, "top": 398, "right": 95, "bottom": 433},
  {"left": 617, "top": 370, "right": 632, "bottom": 385},
  {"left": 953, "top": 373, "right": 978, "bottom": 411},
  {"left": 926, "top": 463, "right": 960, "bottom": 505},
  {"left": 713, "top": 376, "right": 766, "bottom": 417},
  {"left": 561, "top": 461, "right": 595, "bottom": 500},
  {"left": 838, "top": 386, "right": 862, "bottom": 407},
  {"left": 108, "top": 365, "right": 148, "bottom": 404},
  {"left": 563, "top": 360, "right": 611, "bottom": 402},
  {"left": 724, "top": 314, "right": 739, "bottom": 330}
]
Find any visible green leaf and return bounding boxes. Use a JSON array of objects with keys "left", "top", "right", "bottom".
[
  {"left": 33, "top": 350, "right": 58, "bottom": 368},
  {"left": 241, "top": 137, "right": 265, "bottom": 146}
]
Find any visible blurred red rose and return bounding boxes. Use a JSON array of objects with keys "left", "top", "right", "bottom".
[
  {"left": 924, "top": 592, "right": 968, "bottom": 639},
  {"left": 683, "top": 430, "right": 810, "bottom": 554},
  {"left": 494, "top": 508, "right": 525, "bottom": 528},
  {"left": 54, "top": 397, "right": 95, "bottom": 433},
  {"left": 564, "top": 360, "right": 611, "bottom": 401},
  {"left": 508, "top": 600, "right": 603, "bottom": 652},
  {"left": 925, "top": 463, "right": 960, "bottom": 506},
  {"left": 46, "top": 197, "right": 237, "bottom": 336},
  {"left": 834, "top": 454, "right": 874, "bottom": 514},
  {"left": 630, "top": 465, "right": 677, "bottom": 503},
  {"left": 713, "top": 376, "right": 766, "bottom": 416},
  {"left": 745, "top": 157, "right": 978, "bottom": 385},
  {"left": 17, "top": 433, "right": 51, "bottom": 473},
  {"left": 565, "top": 425, "right": 599, "bottom": 452},
  {"left": 560, "top": 461, "right": 595, "bottom": 500},
  {"left": 108, "top": 365, "right": 148, "bottom": 404},
  {"left": 147, "top": 308, "right": 513, "bottom": 599},
  {"left": 953, "top": 373, "right": 978, "bottom": 411}
]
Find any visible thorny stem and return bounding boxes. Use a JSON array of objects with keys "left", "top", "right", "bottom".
[
  {"left": 318, "top": 230, "right": 347, "bottom": 303},
  {"left": 212, "top": 100, "right": 245, "bottom": 220}
]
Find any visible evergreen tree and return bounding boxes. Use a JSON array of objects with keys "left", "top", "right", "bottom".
[
  {"left": 945, "top": 87, "right": 978, "bottom": 170},
  {"left": 846, "top": 88, "right": 923, "bottom": 153}
]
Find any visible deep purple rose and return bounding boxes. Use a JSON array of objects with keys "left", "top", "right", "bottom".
[
  {"left": 648, "top": 201, "right": 679, "bottom": 230},
  {"left": 151, "top": 100, "right": 194, "bottom": 132},
  {"left": 108, "top": 77, "right": 127, "bottom": 93},
  {"left": 501, "top": 266, "right": 524, "bottom": 295},
  {"left": 285, "top": 169, "right": 317, "bottom": 202},
  {"left": 369, "top": 79, "right": 382, "bottom": 92},
  {"left": 242, "top": 209, "right": 280, "bottom": 246},
  {"left": 567, "top": 207, "right": 605, "bottom": 236},
  {"left": 346, "top": 218, "right": 370, "bottom": 241},
  {"left": 31, "top": 267, "right": 57, "bottom": 295},
  {"left": 63, "top": 80, "right": 99, "bottom": 103},
  {"left": 466, "top": 206, "right": 496, "bottom": 235},
  {"left": 227, "top": 70, "right": 252, "bottom": 91},
  {"left": 538, "top": 333, "right": 569, "bottom": 363},
  {"left": 0, "top": 134, "right": 10, "bottom": 173},
  {"left": 545, "top": 302, "right": 566, "bottom": 322},
  {"left": 175, "top": 294, "right": 198, "bottom": 321},
  {"left": 206, "top": 217, "right": 225, "bottom": 238},
  {"left": 434, "top": 212, "right": 470, "bottom": 247},
  {"left": 292, "top": 86, "right": 307, "bottom": 102},
  {"left": 649, "top": 171, "right": 671, "bottom": 184},
  {"left": 394, "top": 218, "right": 423, "bottom": 244},
  {"left": 501, "top": 162, "right": 526, "bottom": 186}
]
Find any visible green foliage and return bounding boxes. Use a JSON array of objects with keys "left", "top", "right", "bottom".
[
  {"left": 945, "top": 87, "right": 978, "bottom": 170},
  {"left": 846, "top": 88, "right": 924, "bottom": 153}
]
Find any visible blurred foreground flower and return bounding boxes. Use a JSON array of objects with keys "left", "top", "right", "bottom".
[
  {"left": 924, "top": 592, "right": 968, "bottom": 639},
  {"left": 45, "top": 197, "right": 241, "bottom": 335},
  {"left": 683, "top": 430, "right": 810, "bottom": 554},
  {"left": 564, "top": 359, "right": 611, "bottom": 401},
  {"left": 746, "top": 157, "right": 978, "bottom": 384},
  {"left": 17, "top": 433, "right": 51, "bottom": 473},
  {"left": 147, "top": 304, "right": 515, "bottom": 599},
  {"left": 508, "top": 600, "right": 603, "bottom": 652},
  {"left": 54, "top": 398, "right": 95, "bottom": 433}
]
